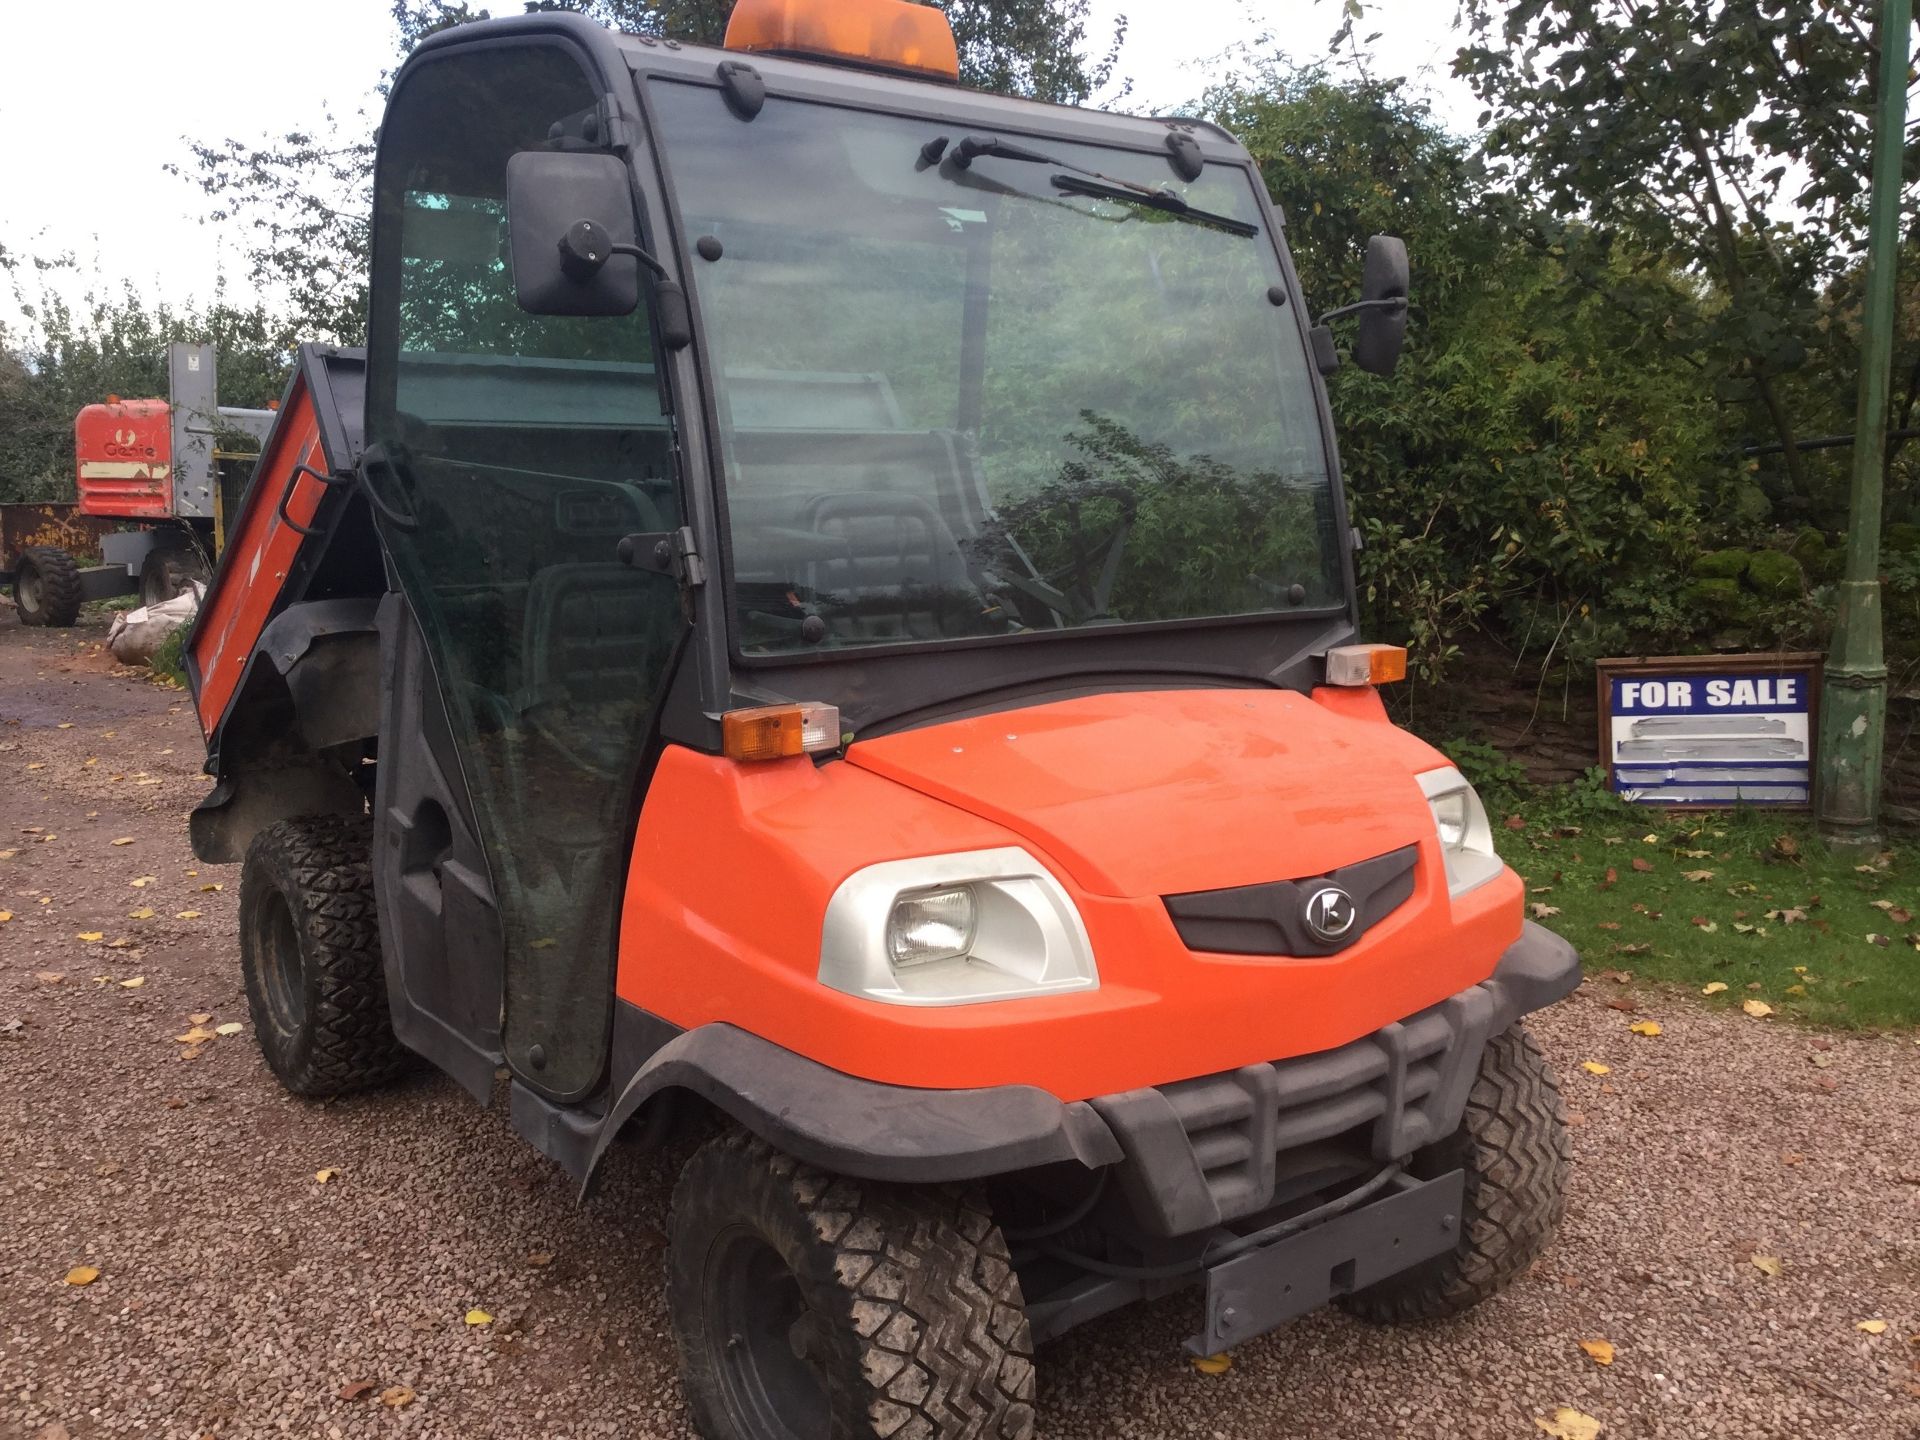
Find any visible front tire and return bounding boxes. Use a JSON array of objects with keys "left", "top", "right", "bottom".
[
  {"left": 13, "top": 546, "right": 83, "bottom": 627},
  {"left": 238, "top": 814, "right": 408, "bottom": 1097},
  {"left": 1340, "top": 1022, "right": 1569, "bottom": 1323},
  {"left": 668, "top": 1129, "right": 1036, "bottom": 1440}
]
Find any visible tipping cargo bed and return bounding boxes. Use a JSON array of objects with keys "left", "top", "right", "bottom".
[{"left": 187, "top": 345, "right": 367, "bottom": 746}]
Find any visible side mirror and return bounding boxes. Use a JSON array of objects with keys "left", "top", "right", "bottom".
[
  {"left": 1352, "top": 234, "right": 1409, "bottom": 377},
  {"left": 505, "top": 150, "right": 641, "bottom": 317}
]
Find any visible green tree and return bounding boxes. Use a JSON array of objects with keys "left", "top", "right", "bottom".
[
  {"left": 1451, "top": 0, "right": 1920, "bottom": 511},
  {"left": 1201, "top": 62, "right": 1725, "bottom": 681}
]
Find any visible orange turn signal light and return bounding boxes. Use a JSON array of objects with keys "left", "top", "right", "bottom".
[
  {"left": 1325, "top": 643, "right": 1408, "bottom": 687},
  {"left": 724, "top": 0, "right": 961, "bottom": 81},
  {"left": 722, "top": 702, "right": 843, "bottom": 762}
]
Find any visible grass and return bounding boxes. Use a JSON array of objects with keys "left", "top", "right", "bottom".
[{"left": 1490, "top": 779, "right": 1919, "bottom": 1030}]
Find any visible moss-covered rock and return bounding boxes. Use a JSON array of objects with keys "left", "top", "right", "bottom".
[
  {"left": 1682, "top": 577, "right": 1751, "bottom": 622},
  {"left": 1744, "top": 549, "right": 1805, "bottom": 599},
  {"left": 1692, "top": 549, "right": 1751, "bottom": 580},
  {"left": 1886, "top": 521, "right": 1920, "bottom": 554}
]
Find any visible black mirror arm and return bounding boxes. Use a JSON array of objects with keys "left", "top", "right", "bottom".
[{"left": 1315, "top": 296, "right": 1408, "bottom": 327}]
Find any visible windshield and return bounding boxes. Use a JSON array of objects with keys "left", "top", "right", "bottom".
[{"left": 650, "top": 84, "right": 1343, "bottom": 657}]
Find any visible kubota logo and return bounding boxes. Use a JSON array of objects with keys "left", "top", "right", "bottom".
[{"left": 1302, "top": 886, "right": 1358, "bottom": 943}]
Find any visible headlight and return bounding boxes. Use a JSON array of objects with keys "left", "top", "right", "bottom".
[
  {"left": 1417, "top": 767, "right": 1503, "bottom": 897},
  {"left": 887, "top": 886, "right": 977, "bottom": 967},
  {"left": 821, "top": 848, "right": 1099, "bottom": 1006}
]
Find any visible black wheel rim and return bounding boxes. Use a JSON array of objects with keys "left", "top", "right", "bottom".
[
  {"left": 704, "top": 1227, "right": 831, "bottom": 1440},
  {"left": 256, "top": 891, "right": 307, "bottom": 1032}
]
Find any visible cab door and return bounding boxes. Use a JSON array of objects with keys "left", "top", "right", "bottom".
[{"left": 362, "top": 38, "right": 683, "bottom": 1102}]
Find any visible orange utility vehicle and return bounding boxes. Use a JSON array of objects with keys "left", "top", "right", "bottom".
[{"left": 189, "top": 3, "right": 1578, "bottom": 1434}]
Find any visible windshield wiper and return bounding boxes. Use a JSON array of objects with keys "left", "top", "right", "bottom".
[
  {"left": 1049, "top": 173, "right": 1258, "bottom": 238},
  {"left": 929, "top": 132, "right": 1259, "bottom": 239}
]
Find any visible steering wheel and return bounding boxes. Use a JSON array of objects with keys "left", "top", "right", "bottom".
[{"left": 1000, "top": 484, "right": 1138, "bottom": 626}]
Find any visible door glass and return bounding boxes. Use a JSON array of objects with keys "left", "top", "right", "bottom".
[{"left": 366, "top": 44, "right": 681, "bottom": 1099}]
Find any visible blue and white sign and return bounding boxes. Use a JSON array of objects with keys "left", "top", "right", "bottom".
[{"left": 1602, "top": 658, "right": 1822, "bottom": 807}]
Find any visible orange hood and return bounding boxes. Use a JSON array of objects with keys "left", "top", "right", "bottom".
[{"left": 845, "top": 688, "right": 1449, "bottom": 899}]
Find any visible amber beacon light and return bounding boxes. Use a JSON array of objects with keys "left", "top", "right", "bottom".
[{"left": 724, "top": 0, "right": 962, "bottom": 81}]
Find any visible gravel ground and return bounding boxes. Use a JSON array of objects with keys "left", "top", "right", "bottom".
[{"left": 3, "top": 607, "right": 1918, "bottom": 1440}]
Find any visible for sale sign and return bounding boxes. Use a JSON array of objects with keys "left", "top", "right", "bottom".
[{"left": 1595, "top": 653, "right": 1824, "bottom": 809}]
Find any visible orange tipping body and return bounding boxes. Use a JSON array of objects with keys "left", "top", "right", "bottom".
[
  {"left": 74, "top": 399, "right": 171, "bottom": 519},
  {"left": 617, "top": 689, "right": 1524, "bottom": 1102},
  {"left": 189, "top": 371, "right": 331, "bottom": 740}
]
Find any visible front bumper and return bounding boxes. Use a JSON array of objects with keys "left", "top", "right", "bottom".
[{"left": 586, "top": 922, "right": 1581, "bottom": 1214}]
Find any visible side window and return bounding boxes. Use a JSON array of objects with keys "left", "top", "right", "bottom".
[{"left": 367, "top": 45, "right": 682, "bottom": 1101}]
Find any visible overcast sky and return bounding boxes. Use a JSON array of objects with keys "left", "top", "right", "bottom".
[{"left": 0, "top": 0, "right": 1480, "bottom": 338}]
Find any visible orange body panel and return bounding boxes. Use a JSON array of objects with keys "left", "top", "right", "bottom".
[
  {"left": 74, "top": 399, "right": 171, "bottom": 519},
  {"left": 617, "top": 690, "right": 1523, "bottom": 1102},
  {"left": 189, "top": 375, "right": 330, "bottom": 739}
]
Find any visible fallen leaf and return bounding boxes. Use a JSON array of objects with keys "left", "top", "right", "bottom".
[
  {"left": 526, "top": 1251, "right": 555, "bottom": 1267},
  {"left": 1743, "top": 999, "right": 1775, "bottom": 1019},
  {"left": 188, "top": 1012, "right": 213, "bottom": 1024},
  {"left": 215, "top": 1021, "right": 243, "bottom": 1036},
  {"left": 174, "top": 1026, "right": 217, "bottom": 1044},
  {"left": 338, "top": 1379, "right": 376, "bottom": 1401},
  {"left": 0, "top": 912, "right": 11, "bottom": 924},
  {"left": 1529, "top": 902, "right": 1561, "bottom": 918},
  {"left": 117, "top": 976, "right": 144, "bottom": 989},
  {"left": 1866, "top": 933, "right": 1891, "bottom": 947},
  {"left": 57, "top": 722, "right": 72, "bottom": 729},
  {"left": 1856, "top": 1319, "right": 1888, "bottom": 1335},
  {"left": 1605, "top": 998, "right": 1637, "bottom": 1013},
  {"left": 380, "top": 1385, "right": 416, "bottom": 1408},
  {"left": 315, "top": 1168, "right": 338, "bottom": 1184},
  {"left": 179, "top": 1044, "right": 205, "bottom": 1061},
  {"left": 199, "top": 883, "right": 223, "bottom": 892},
  {"left": 129, "top": 876, "right": 155, "bottom": 888},
  {"left": 1785, "top": 984, "right": 1806, "bottom": 997},
  {"left": 465, "top": 1308, "right": 494, "bottom": 1326},
  {"left": 1595, "top": 921, "right": 1621, "bottom": 931},
  {"left": 1692, "top": 919, "right": 1718, "bottom": 933},
  {"left": 1631, "top": 857, "right": 1654, "bottom": 873},
  {"left": 1702, "top": 982, "right": 1729, "bottom": 996},
  {"left": 76, "top": 931, "right": 104, "bottom": 943},
  {"left": 63, "top": 1265, "right": 100, "bottom": 1286},
  {"left": 1578, "top": 1338, "right": 1615, "bottom": 1366},
  {"left": 1809, "top": 1052, "right": 1831, "bottom": 1068},
  {"left": 1534, "top": 1409, "right": 1602, "bottom": 1440},
  {"left": 1599, "top": 867, "right": 1619, "bottom": 890},
  {"left": 1581, "top": 1060, "right": 1611, "bottom": 1075},
  {"left": 127, "top": 906, "right": 154, "bottom": 919},
  {"left": 1682, "top": 869, "right": 1715, "bottom": 883},
  {"left": 110, "top": 837, "right": 134, "bottom": 846},
  {"left": 1752, "top": 1253, "right": 1783, "bottom": 1277},
  {"left": 1595, "top": 968, "right": 1632, "bottom": 984},
  {"left": 1628, "top": 1019, "right": 1662, "bottom": 1037},
  {"left": 1612, "top": 943, "right": 1652, "bottom": 956},
  {"left": 1191, "top": 1353, "right": 1231, "bottom": 1375},
  {"left": 34, "top": 971, "right": 64, "bottom": 984},
  {"left": 174, "top": 910, "right": 201, "bottom": 920}
]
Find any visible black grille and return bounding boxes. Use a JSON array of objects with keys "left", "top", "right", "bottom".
[{"left": 1162, "top": 844, "right": 1418, "bottom": 957}]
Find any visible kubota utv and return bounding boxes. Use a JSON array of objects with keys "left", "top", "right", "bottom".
[{"left": 187, "top": 3, "right": 1579, "bottom": 1434}]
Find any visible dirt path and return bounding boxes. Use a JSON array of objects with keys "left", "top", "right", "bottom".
[{"left": 2, "top": 608, "right": 1917, "bottom": 1440}]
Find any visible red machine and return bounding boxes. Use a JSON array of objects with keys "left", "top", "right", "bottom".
[
  {"left": 73, "top": 397, "right": 174, "bottom": 519},
  {"left": 3, "top": 344, "right": 275, "bottom": 626}
]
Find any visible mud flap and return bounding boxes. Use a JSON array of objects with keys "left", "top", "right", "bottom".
[{"left": 1187, "top": 1168, "right": 1466, "bottom": 1356}]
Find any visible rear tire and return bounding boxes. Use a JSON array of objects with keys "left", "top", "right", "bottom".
[
  {"left": 140, "top": 537, "right": 210, "bottom": 607},
  {"left": 13, "top": 546, "right": 83, "bottom": 627},
  {"left": 238, "top": 814, "right": 408, "bottom": 1097},
  {"left": 668, "top": 1128, "right": 1036, "bottom": 1440},
  {"left": 1339, "top": 1022, "right": 1569, "bottom": 1323}
]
